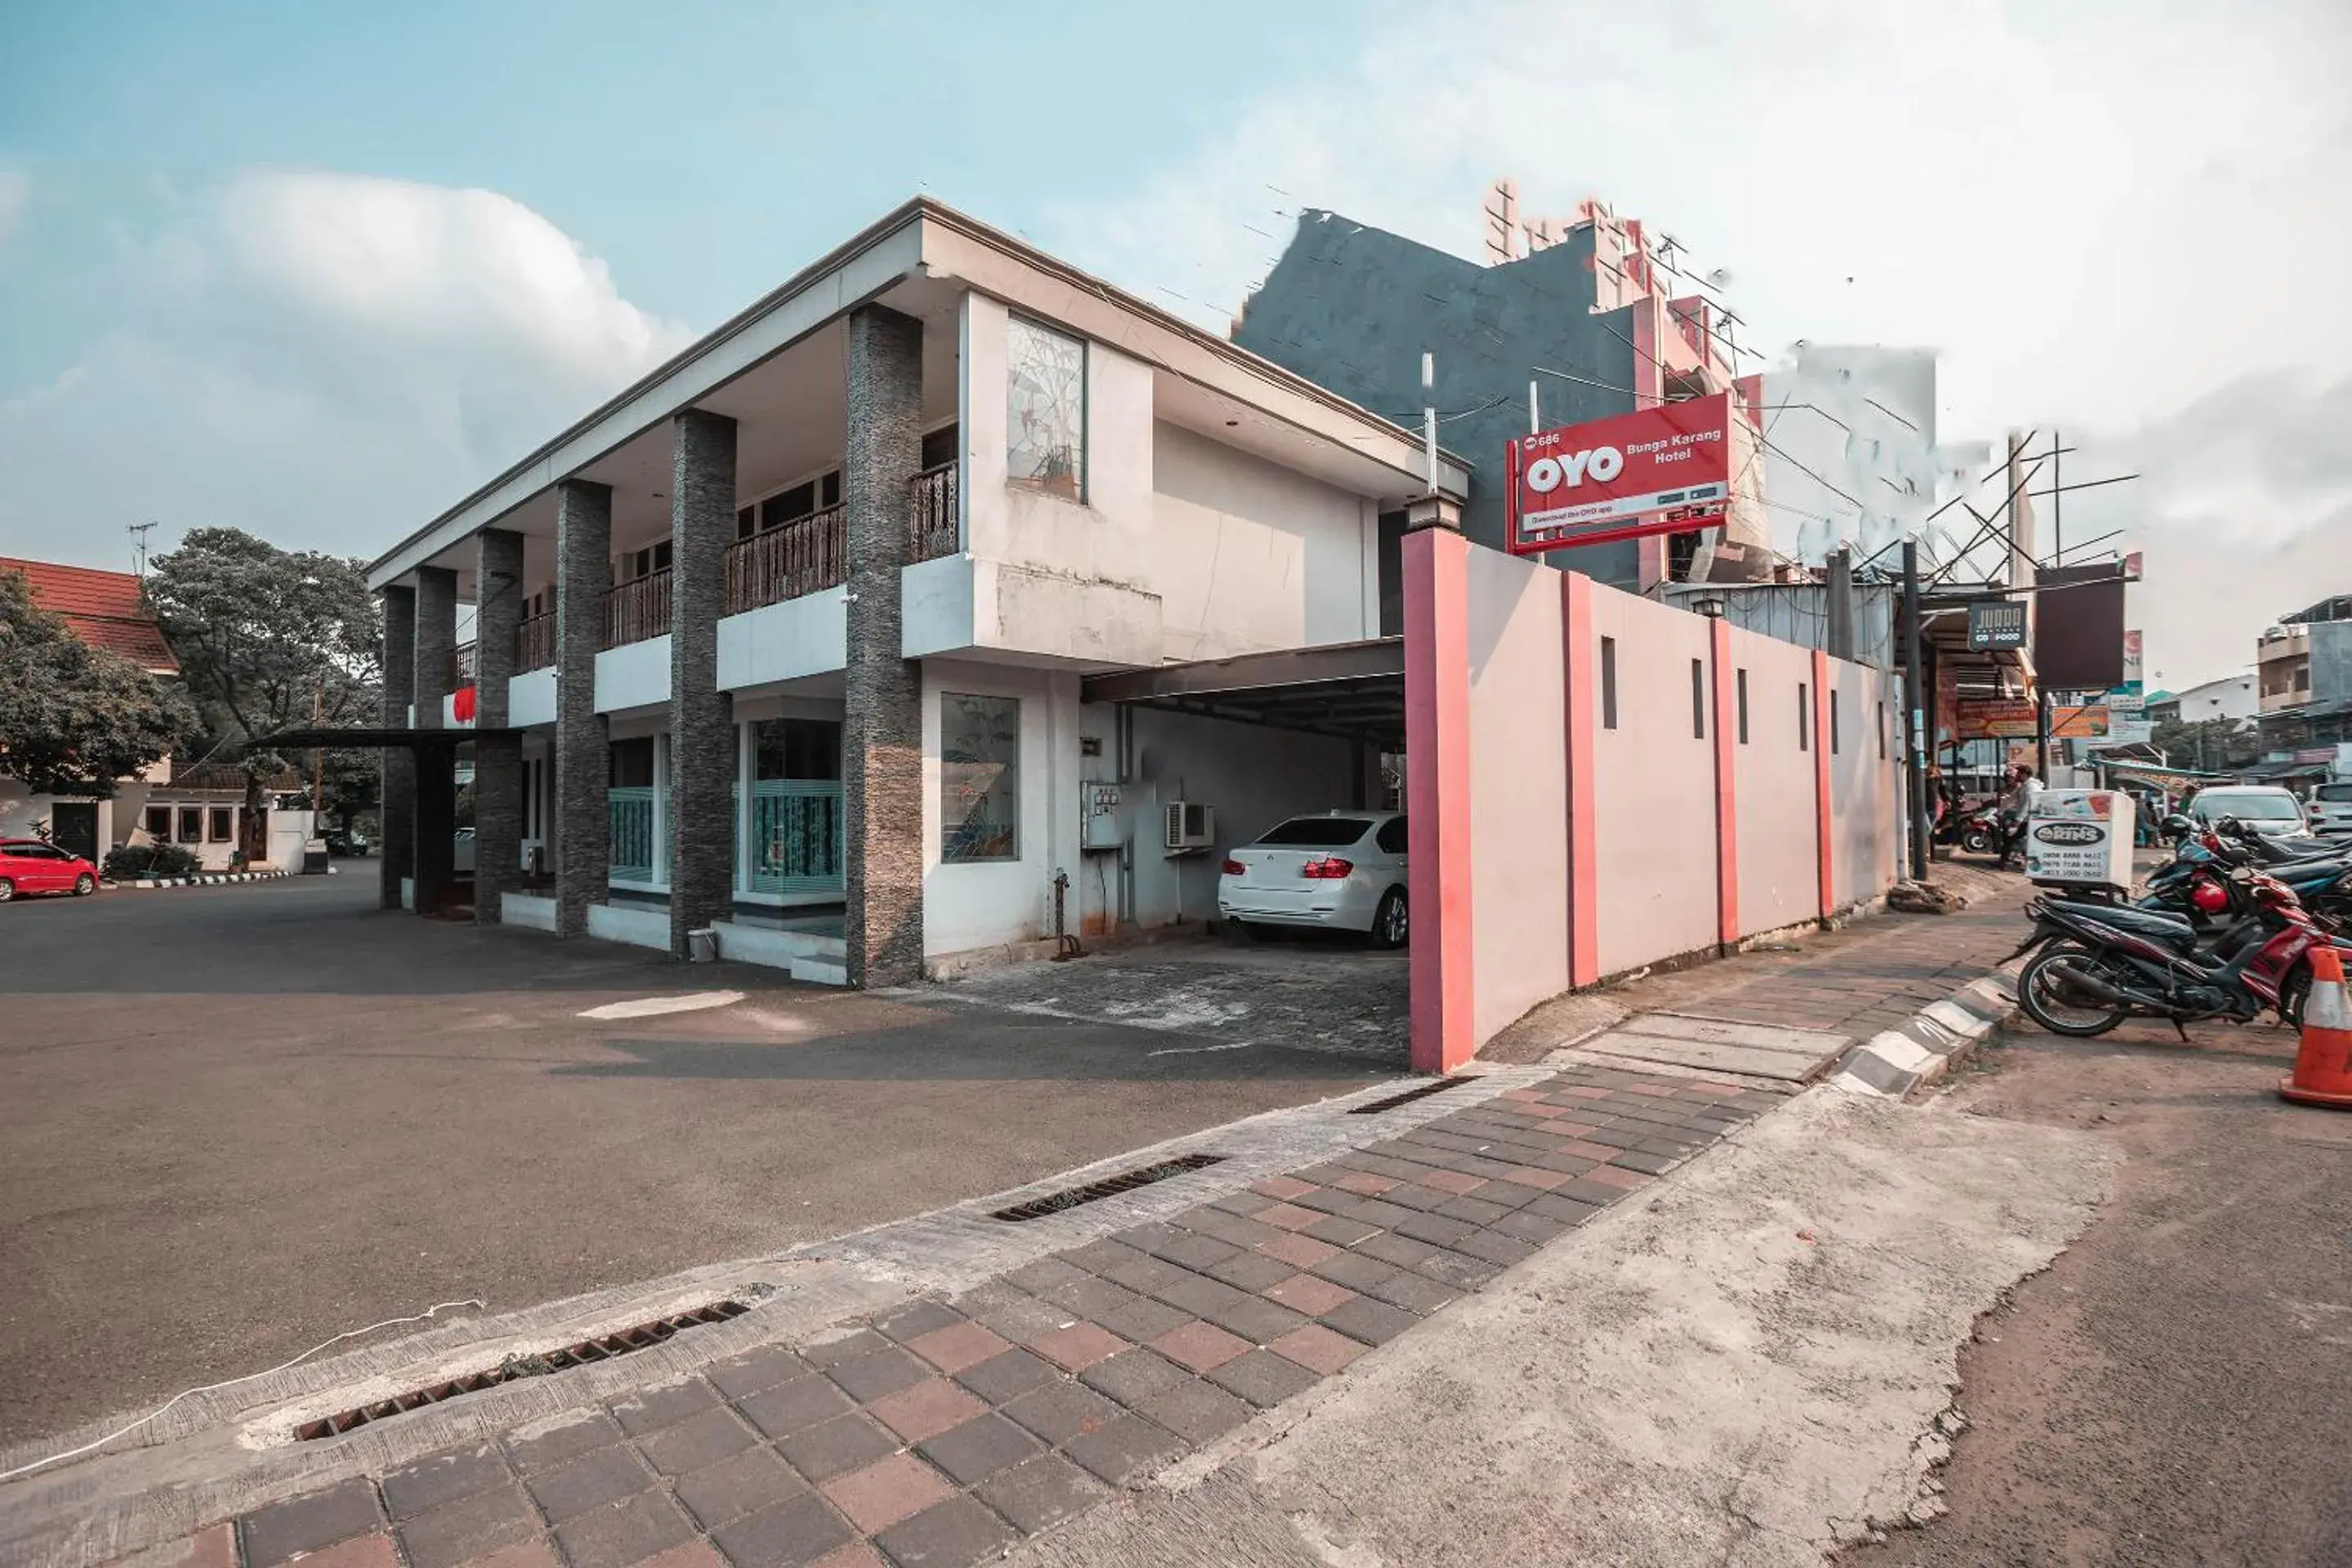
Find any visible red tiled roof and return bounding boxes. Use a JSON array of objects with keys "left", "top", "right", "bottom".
[{"left": 0, "top": 556, "right": 180, "bottom": 673}]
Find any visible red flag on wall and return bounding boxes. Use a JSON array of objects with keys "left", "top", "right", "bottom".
[{"left": 453, "top": 685, "right": 478, "bottom": 724}]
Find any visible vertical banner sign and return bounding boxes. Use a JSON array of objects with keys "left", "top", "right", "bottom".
[
  {"left": 2109, "top": 629, "right": 2145, "bottom": 713},
  {"left": 1506, "top": 393, "right": 1733, "bottom": 555}
]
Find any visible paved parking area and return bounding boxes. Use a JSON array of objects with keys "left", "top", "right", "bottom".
[
  {"left": 935, "top": 933, "right": 1409, "bottom": 1063},
  {"left": 0, "top": 876, "right": 1389, "bottom": 1450}
]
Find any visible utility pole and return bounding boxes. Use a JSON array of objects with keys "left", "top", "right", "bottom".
[
  {"left": 2036, "top": 690, "right": 2051, "bottom": 782},
  {"left": 310, "top": 678, "right": 326, "bottom": 815},
  {"left": 1903, "top": 539, "right": 1929, "bottom": 880}
]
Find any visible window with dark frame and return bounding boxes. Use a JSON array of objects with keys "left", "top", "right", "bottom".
[
  {"left": 208, "top": 806, "right": 234, "bottom": 843},
  {"left": 1690, "top": 658, "right": 1706, "bottom": 739},
  {"left": 609, "top": 737, "right": 657, "bottom": 789},
  {"left": 1797, "top": 684, "right": 1810, "bottom": 751},
  {"left": 1737, "top": 669, "right": 1750, "bottom": 744},
  {"left": 178, "top": 806, "right": 204, "bottom": 842},
  {"left": 145, "top": 805, "right": 172, "bottom": 840},
  {"left": 1600, "top": 637, "right": 1619, "bottom": 729}
]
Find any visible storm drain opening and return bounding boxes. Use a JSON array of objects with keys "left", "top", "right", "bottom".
[
  {"left": 293, "top": 1300, "right": 751, "bottom": 1441},
  {"left": 1348, "top": 1076, "right": 1472, "bottom": 1115},
  {"left": 991, "top": 1153, "right": 1228, "bottom": 1222}
]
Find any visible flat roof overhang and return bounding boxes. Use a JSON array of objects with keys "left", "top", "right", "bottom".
[
  {"left": 254, "top": 727, "right": 523, "bottom": 750},
  {"left": 1082, "top": 638, "right": 1405, "bottom": 750}
]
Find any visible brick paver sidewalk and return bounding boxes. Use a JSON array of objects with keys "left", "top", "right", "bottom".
[
  {"left": 1604, "top": 880, "right": 2032, "bottom": 1045},
  {"left": 160, "top": 1066, "right": 1788, "bottom": 1568}
]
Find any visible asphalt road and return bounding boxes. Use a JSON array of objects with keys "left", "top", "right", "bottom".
[
  {"left": 1850, "top": 1012, "right": 2352, "bottom": 1567},
  {"left": 0, "top": 872, "right": 1391, "bottom": 1448}
]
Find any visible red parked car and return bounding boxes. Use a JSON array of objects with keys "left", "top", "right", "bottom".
[{"left": 0, "top": 839, "right": 100, "bottom": 902}]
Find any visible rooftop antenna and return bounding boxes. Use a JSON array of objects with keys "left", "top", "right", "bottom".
[{"left": 127, "top": 522, "right": 157, "bottom": 580}]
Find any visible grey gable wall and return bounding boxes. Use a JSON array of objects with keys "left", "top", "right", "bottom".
[{"left": 1232, "top": 210, "right": 1646, "bottom": 587}]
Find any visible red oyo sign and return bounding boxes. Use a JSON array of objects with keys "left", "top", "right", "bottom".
[{"left": 1505, "top": 392, "right": 1734, "bottom": 555}]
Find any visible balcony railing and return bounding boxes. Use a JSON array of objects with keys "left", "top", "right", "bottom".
[
  {"left": 517, "top": 612, "right": 555, "bottom": 672},
  {"left": 908, "top": 462, "right": 959, "bottom": 564},
  {"left": 724, "top": 505, "right": 846, "bottom": 616},
  {"left": 604, "top": 569, "right": 672, "bottom": 648}
]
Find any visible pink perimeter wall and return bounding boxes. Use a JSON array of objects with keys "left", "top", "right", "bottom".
[
  {"left": 1730, "top": 626, "right": 1822, "bottom": 937},
  {"left": 1404, "top": 533, "right": 1905, "bottom": 1068},
  {"left": 1587, "top": 586, "right": 1721, "bottom": 978}
]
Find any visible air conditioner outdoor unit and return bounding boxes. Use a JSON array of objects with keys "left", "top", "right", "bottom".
[{"left": 1165, "top": 801, "right": 1215, "bottom": 852}]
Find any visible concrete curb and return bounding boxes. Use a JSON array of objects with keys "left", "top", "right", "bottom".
[
  {"left": 1826, "top": 969, "right": 2020, "bottom": 1099},
  {"left": 102, "top": 870, "right": 295, "bottom": 891}
]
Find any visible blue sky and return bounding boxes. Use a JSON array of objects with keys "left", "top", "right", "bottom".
[
  {"left": 2, "top": 0, "right": 2348, "bottom": 686},
  {"left": 0, "top": 0, "right": 1380, "bottom": 383}
]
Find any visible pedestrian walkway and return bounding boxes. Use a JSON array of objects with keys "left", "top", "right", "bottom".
[{"left": 102, "top": 1066, "right": 1788, "bottom": 1568}]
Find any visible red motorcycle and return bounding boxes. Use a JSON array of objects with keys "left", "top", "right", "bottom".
[{"left": 2010, "top": 866, "right": 2349, "bottom": 1038}]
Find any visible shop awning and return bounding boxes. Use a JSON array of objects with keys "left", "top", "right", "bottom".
[{"left": 1082, "top": 638, "right": 1406, "bottom": 750}]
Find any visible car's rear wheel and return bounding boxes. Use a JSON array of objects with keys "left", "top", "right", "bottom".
[
  {"left": 0, "top": 878, "right": 15, "bottom": 903},
  {"left": 73, "top": 873, "right": 96, "bottom": 896},
  {"left": 1370, "top": 888, "right": 1408, "bottom": 950}
]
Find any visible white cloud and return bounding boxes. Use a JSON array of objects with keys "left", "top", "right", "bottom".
[
  {"left": 1045, "top": 0, "right": 2352, "bottom": 687},
  {"left": 0, "top": 171, "right": 27, "bottom": 247},
  {"left": 0, "top": 169, "right": 689, "bottom": 565}
]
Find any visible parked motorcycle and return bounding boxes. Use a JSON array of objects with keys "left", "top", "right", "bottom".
[
  {"left": 2007, "top": 863, "right": 2346, "bottom": 1037},
  {"left": 1935, "top": 801, "right": 2002, "bottom": 857}
]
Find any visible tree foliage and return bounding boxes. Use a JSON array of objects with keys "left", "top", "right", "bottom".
[
  {"left": 146, "top": 528, "right": 381, "bottom": 849},
  {"left": 2148, "top": 714, "right": 2257, "bottom": 773},
  {"left": 0, "top": 568, "right": 198, "bottom": 796}
]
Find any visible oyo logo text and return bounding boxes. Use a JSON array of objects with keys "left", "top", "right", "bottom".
[{"left": 1525, "top": 445, "right": 1624, "bottom": 494}]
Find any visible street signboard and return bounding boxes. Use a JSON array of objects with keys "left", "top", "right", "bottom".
[
  {"left": 2108, "top": 628, "right": 2145, "bottom": 712},
  {"left": 1505, "top": 394, "right": 1733, "bottom": 555},
  {"left": 1956, "top": 698, "right": 2110, "bottom": 741},
  {"left": 1967, "top": 600, "right": 2029, "bottom": 649}
]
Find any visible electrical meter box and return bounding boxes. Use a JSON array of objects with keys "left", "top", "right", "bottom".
[
  {"left": 1081, "top": 783, "right": 1123, "bottom": 850},
  {"left": 2024, "top": 789, "right": 2136, "bottom": 892}
]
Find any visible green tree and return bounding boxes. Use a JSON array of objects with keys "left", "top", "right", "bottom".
[
  {"left": 2147, "top": 714, "right": 2256, "bottom": 773},
  {"left": 145, "top": 528, "right": 381, "bottom": 860},
  {"left": 0, "top": 568, "right": 198, "bottom": 796}
]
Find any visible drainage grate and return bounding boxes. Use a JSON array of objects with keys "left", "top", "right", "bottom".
[
  {"left": 293, "top": 1300, "right": 751, "bottom": 1441},
  {"left": 991, "top": 1153, "right": 1228, "bottom": 1222},
  {"left": 1348, "top": 1076, "right": 1471, "bottom": 1115}
]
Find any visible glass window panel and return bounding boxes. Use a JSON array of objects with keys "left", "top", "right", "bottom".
[
  {"left": 178, "top": 807, "right": 204, "bottom": 842},
  {"left": 754, "top": 719, "right": 842, "bottom": 782},
  {"left": 609, "top": 737, "right": 656, "bottom": 788},
  {"left": 941, "top": 693, "right": 1020, "bottom": 863},
  {"left": 1006, "top": 318, "right": 1085, "bottom": 501},
  {"left": 145, "top": 806, "right": 172, "bottom": 838},
  {"left": 209, "top": 806, "right": 234, "bottom": 842}
]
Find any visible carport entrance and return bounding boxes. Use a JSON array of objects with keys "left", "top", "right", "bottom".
[
  {"left": 1069, "top": 637, "right": 1414, "bottom": 1068},
  {"left": 1081, "top": 636, "right": 1406, "bottom": 752}
]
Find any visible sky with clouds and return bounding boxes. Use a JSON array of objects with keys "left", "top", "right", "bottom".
[{"left": 2, "top": 0, "right": 2346, "bottom": 691}]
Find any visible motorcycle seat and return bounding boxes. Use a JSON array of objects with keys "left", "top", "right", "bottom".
[{"left": 2071, "top": 902, "right": 2202, "bottom": 951}]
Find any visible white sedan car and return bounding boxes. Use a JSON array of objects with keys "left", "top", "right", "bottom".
[{"left": 1218, "top": 811, "right": 1410, "bottom": 947}]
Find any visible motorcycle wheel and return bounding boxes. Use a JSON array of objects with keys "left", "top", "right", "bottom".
[
  {"left": 2019, "top": 947, "right": 2129, "bottom": 1038},
  {"left": 1962, "top": 829, "right": 1990, "bottom": 855}
]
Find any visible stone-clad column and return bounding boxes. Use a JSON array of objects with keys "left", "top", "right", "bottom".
[
  {"left": 668, "top": 408, "right": 738, "bottom": 957},
  {"left": 412, "top": 565, "right": 458, "bottom": 916},
  {"left": 843, "top": 305, "right": 926, "bottom": 987},
  {"left": 378, "top": 584, "right": 416, "bottom": 911},
  {"left": 473, "top": 528, "right": 526, "bottom": 926},
  {"left": 555, "top": 479, "right": 613, "bottom": 936}
]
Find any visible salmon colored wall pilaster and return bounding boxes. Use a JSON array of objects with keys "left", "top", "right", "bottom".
[
  {"left": 1404, "top": 528, "right": 1474, "bottom": 1073},
  {"left": 1711, "top": 617, "right": 1739, "bottom": 950},
  {"left": 1563, "top": 571, "right": 1600, "bottom": 987},
  {"left": 1812, "top": 647, "right": 1835, "bottom": 920}
]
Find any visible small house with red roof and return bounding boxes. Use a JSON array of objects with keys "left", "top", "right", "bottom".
[{"left": 1, "top": 555, "right": 312, "bottom": 870}]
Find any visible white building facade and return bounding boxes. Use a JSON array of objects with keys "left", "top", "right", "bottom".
[{"left": 367, "top": 198, "right": 1466, "bottom": 985}]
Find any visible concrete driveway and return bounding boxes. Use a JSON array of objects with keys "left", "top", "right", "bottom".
[
  {"left": 0, "top": 874, "right": 1389, "bottom": 1449},
  {"left": 935, "top": 931, "right": 1410, "bottom": 1063}
]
